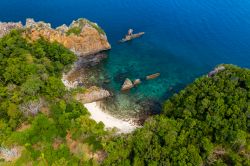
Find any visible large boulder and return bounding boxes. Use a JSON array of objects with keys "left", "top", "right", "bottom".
[
  {"left": 75, "top": 86, "right": 111, "bottom": 103},
  {"left": 121, "top": 78, "right": 134, "bottom": 91}
]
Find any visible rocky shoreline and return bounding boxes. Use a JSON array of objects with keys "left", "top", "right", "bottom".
[
  {"left": 0, "top": 18, "right": 142, "bottom": 133},
  {"left": 62, "top": 53, "right": 140, "bottom": 133},
  {"left": 0, "top": 18, "right": 111, "bottom": 56},
  {"left": 61, "top": 54, "right": 139, "bottom": 133},
  {"left": 62, "top": 50, "right": 163, "bottom": 126}
]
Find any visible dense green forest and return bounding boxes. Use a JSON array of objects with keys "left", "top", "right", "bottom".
[
  {"left": 0, "top": 30, "right": 108, "bottom": 165},
  {"left": 103, "top": 65, "right": 250, "bottom": 166},
  {"left": 0, "top": 30, "right": 249, "bottom": 165}
]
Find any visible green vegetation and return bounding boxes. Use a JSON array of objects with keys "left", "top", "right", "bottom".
[
  {"left": 88, "top": 21, "right": 105, "bottom": 35},
  {"left": 103, "top": 65, "right": 250, "bottom": 165},
  {"left": 66, "top": 27, "right": 82, "bottom": 36},
  {"left": 66, "top": 18, "right": 105, "bottom": 36},
  {"left": 0, "top": 30, "right": 249, "bottom": 165},
  {"left": 0, "top": 30, "right": 107, "bottom": 165}
]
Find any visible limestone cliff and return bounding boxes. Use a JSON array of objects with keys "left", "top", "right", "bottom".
[{"left": 0, "top": 18, "right": 111, "bottom": 56}]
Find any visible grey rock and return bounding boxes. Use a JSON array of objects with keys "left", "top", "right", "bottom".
[
  {"left": 76, "top": 86, "right": 111, "bottom": 103},
  {"left": 0, "top": 22, "right": 23, "bottom": 38},
  {"left": 26, "top": 18, "right": 51, "bottom": 29},
  {"left": 56, "top": 24, "right": 69, "bottom": 33},
  {"left": 208, "top": 65, "right": 226, "bottom": 77}
]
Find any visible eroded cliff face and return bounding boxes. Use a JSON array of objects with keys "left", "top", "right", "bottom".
[
  {"left": 0, "top": 18, "right": 111, "bottom": 56},
  {"left": 24, "top": 18, "right": 111, "bottom": 56}
]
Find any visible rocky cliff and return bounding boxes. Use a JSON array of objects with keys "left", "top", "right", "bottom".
[
  {"left": 0, "top": 18, "right": 111, "bottom": 56},
  {"left": 0, "top": 21, "right": 23, "bottom": 38}
]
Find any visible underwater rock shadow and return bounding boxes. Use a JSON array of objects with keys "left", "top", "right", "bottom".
[{"left": 160, "top": 82, "right": 187, "bottom": 101}]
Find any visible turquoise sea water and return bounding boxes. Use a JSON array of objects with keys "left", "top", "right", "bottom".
[{"left": 1, "top": 0, "right": 250, "bottom": 117}]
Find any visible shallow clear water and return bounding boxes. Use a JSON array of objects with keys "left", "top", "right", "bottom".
[{"left": 1, "top": 0, "right": 250, "bottom": 116}]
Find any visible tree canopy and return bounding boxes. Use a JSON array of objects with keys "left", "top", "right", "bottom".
[
  {"left": 0, "top": 30, "right": 107, "bottom": 165},
  {"left": 103, "top": 64, "right": 250, "bottom": 166}
]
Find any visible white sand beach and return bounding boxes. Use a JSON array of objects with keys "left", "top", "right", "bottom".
[
  {"left": 84, "top": 102, "right": 138, "bottom": 133},
  {"left": 62, "top": 76, "right": 138, "bottom": 134}
]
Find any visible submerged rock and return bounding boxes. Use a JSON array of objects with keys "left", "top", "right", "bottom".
[
  {"left": 146, "top": 73, "right": 160, "bottom": 80},
  {"left": 121, "top": 78, "right": 134, "bottom": 91},
  {"left": 75, "top": 86, "right": 111, "bottom": 103},
  {"left": 135, "top": 99, "right": 162, "bottom": 124},
  {"left": 114, "top": 71, "right": 131, "bottom": 84}
]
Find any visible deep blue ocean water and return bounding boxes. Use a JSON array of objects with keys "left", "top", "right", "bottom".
[{"left": 1, "top": 0, "right": 250, "bottom": 115}]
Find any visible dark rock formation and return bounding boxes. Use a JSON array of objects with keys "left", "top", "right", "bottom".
[{"left": 75, "top": 53, "right": 108, "bottom": 68}]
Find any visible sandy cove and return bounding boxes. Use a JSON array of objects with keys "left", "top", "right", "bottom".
[{"left": 62, "top": 74, "right": 138, "bottom": 134}]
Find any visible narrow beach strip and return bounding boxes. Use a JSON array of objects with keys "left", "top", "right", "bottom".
[{"left": 84, "top": 102, "right": 137, "bottom": 133}]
